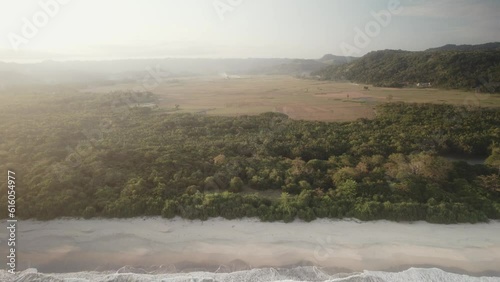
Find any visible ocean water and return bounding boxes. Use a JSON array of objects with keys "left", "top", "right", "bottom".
[{"left": 2, "top": 267, "right": 500, "bottom": 282}]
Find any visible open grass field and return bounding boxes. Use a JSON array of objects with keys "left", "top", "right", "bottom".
[{"left": 84, "top": 75, "right": 500, "bottom": 121}]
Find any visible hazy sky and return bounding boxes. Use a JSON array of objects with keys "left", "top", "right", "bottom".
[{"left": 0, "top": 0, "right": 499, "bottom": 61}]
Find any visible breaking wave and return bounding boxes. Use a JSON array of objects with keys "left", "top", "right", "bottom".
[{"left": 2, "top": 267, "right": 500, "bottom": 282}]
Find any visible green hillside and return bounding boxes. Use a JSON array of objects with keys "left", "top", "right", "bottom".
[
  {"left": 314, "top": 48, "right": 500, "bottom": 92},
  {"left": 426, "top": 42, "right": 500, "bottom": 52}
]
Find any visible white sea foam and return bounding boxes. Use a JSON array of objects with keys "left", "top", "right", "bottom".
[{"left": 1, "top": 267, "right": 500, "bottom": 282}]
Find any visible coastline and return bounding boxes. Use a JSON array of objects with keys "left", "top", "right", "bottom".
[{"left": 1, "top": 217, "right": 499, "bottom": 276}]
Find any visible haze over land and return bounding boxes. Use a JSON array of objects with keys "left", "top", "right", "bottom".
[
  {"left": 1, "top": 0, "right": 500, "bottom": 62},
  {"left": 1, "top": 0, "right": 499, "bottom": 92}
]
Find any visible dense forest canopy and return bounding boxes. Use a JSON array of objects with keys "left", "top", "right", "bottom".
[
  {"left": 314, "top": 49, "right": 500, "bottom": 92},
  {"left": 0, "top": 92, "right": 499, "bottom": 223}
]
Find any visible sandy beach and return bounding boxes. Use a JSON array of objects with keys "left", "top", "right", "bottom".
[{"left": 1, "top": 218, "right": 499, "bottom": 275}]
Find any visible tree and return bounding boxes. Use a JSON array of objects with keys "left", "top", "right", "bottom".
[
  {"left": 83, "top": 206, "right": 96, "bottom": 219},
  {"left": 213, "top": 154, "right": 226, "bottom": 165},
  {"left": 332, "top": 167, "right": 359, "bottom": 186},
  {"left": 229, "top": 177, "right": 244, "bottom": 192},
  {"left": 477, "top": 175, "right": 500, "bottom": 192},
  {"left": 186, "top": 185, "right": 200, "bottom": 195},
  {"left": 337, "top": 180, "right": 358, "bottom": 200},
  {"left": 486, "top": 147, "right": 500, "bottom": 174}
]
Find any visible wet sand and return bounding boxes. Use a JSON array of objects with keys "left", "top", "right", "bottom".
[{"left": 1, "top": 218, "right": 499, "bottom": 275}]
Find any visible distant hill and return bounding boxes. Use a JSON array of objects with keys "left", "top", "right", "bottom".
[
  {"left": 314, "top": 46, "right": 500, "bottom": 92},
  {"left": 318, "top": 54, "right": 357, "bottom": 64},
  {"left": 426, "top": 42, "right": 500, "bottom": 52},
  {"left": 254, "top": 55, "right": 356, "bottom": 76}
]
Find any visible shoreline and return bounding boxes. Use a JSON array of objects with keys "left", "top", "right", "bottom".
[
  {"left": 3, "top": 266, "right": 500, "bottom": 282},
  {"left": 1, "top": 217, "right": 499, "bottom": 276}
]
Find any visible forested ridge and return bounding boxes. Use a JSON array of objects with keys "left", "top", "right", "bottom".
[
  {"left": 0, "top": 92, "right": 499, "bottom": 223},
  {"left": 426, "top": 42, "right": 500, "bottom": 52},
  {"left": 313, "top": 49, "right": 500, "bottom": 92}
]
